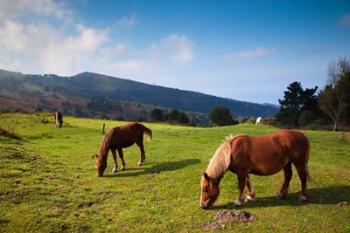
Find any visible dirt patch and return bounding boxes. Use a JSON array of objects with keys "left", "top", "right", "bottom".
[{"left": 203, "top": 209, "right": 254, "bottom": 230}]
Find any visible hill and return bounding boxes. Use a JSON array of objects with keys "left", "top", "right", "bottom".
[{"left": 0, "top": 69, "right": 278, "bottom": 123}]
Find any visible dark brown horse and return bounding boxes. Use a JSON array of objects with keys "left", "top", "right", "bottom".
[
  {"left": 200, "top": 130, "right": 310, "bottom": 209},
  {"left": 54, "top": 112, "right": 63, "bottom": 128},
  {"left": 95, "top": 122, "right": 152, "bottom": 177}
]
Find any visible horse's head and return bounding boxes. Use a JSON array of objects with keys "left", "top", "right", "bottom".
[
  {"left": 200, "top": 172, "right": 220, "bottom": 209},
  {"left": 95, "top": 154, "right": 107, "bottom": 177}
]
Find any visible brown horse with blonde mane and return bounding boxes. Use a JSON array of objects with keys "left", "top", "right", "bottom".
[
  {"left": 200, "top": 129, "right": 310, "bottom": 209},
  {"left": 95, "top": 122, "right": 152, "bottom": 177}
]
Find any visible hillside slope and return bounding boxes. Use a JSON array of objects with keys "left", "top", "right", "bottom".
[{"left": 0, "top": 69, "right": 278, "bottom": 119}]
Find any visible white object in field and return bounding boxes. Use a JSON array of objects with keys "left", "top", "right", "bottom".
[{"left": 255, "top": 117, "right": 262, "bottom": 125}]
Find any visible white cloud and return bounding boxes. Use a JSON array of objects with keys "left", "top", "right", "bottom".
[
  {"left": 0, "top": 19, "right": 108, "bottom": 75},
  {"left": 340, "top": 13, "right": 350, "bottom": 27},
  {"left": 0, "top": 20, "right": 28, "bottom": 52},
  {"left": 151, "top": 33, "right": 194, "bottom": 63},
  {"left": 0, "top": 2, "right": 193, "bottom": 83},
  {"left": 0, "top": 0, "right": 70, "bottom": 20},
  {"left": 225, "top": 47, "right": 273, "bottom": 60},
  {"left": 117, "top": 14, "right": 138, "bottom": 27},
  {"left": 38, "top": 25, "right": 107, "bottom": 74}
]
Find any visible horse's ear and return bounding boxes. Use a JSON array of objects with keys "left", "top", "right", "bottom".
[{"left": 203, "top": 172, "right": 210, "bottom": 181}]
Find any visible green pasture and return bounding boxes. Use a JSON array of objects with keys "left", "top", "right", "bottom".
[{"left": 0, "top": 113, "right": 349, "bottom": 232}]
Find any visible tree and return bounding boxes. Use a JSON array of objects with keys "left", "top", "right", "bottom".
[
  {"left": 209, "top": 106, "right": 234, "bottom": 126},
  {"left": 319, "top": 58, "right": 350, "bottom": 130},
  {"left": 276, "top": 82, "right": 319, "bottom": 127},
  {"left": 168, "top": 109, "right": 180, "bottom": 122},
  {"left": 87, "top": 96, "right": 112, "bottom": 112},
  {"left": 318, "top": 85, "right": 339, "bottom": 131},
  {"left": 150, "top": 108, "right": 165, "bottom": 121},
  {"left": 178, "top": 112, "right": 190, "bottom": 124}
]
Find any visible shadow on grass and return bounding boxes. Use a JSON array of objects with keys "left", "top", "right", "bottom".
[
  {"left": 104, "top": 158, "right": 200, "bottom": 178},
  {"left": 210, "top": 185, "right": 350, "bottom": 209}
]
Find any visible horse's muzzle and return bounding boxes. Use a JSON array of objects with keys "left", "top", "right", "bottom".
[{"left": 200, "top": 204, "right": 209, "bottom": 209}]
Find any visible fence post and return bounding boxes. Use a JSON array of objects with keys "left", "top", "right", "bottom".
[{"left": 102, "top": 123, "right": 105, "bottom": 135}]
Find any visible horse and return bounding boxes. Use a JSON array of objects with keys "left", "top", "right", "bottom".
[
  {"left": 95, "top": 122, "right": 152, "bottom": 177},
  {"left": 54, "top": 112, "right": 63, "bottom": 128},
  {"left": 200, "top": 129, "right": 310, "bottom": 209}
]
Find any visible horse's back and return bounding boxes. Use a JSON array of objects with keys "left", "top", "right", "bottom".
[
  {"left": 272, "top": 130, "right": 309, "bottom": 153},
  {"left": 272, "top": 130, "right": 309, "bottom": 165},
  {"left": 108, "top": 123, "right": 147, "bottom": 148},
  {"left": 230, "top": 130, "right": 309, "bottom": 175}
]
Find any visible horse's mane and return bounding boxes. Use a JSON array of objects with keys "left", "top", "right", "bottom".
[
  {"left": 206, "top": 134, "right": 245, "bottom": 179},
  {"left": 97, "top": 128, "right": 114, "bottom": 161}
]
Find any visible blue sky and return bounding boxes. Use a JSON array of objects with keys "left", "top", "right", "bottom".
[{"left": 0, "top": 0, "right": 349, "bottom": 104}]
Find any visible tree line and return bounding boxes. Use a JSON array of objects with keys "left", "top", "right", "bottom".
[
  {"left": 150, "top": 108, "right": 190, "bottom": 124},
  {"left": 276, "top": 58, "right": 350, "bottom": 130}
]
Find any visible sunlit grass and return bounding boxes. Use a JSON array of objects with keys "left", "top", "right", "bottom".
[{"left": 0, "top": 113, "right": 349, "bottom": 232}]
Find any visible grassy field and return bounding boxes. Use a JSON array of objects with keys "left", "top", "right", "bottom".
[{"left": 0, "top": 113, "right": 349, "bottom": 233}]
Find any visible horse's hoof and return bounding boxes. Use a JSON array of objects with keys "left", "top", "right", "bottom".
[
  {"left": 112, "top": 168, "right": 118, "bottom": 173},
  {"left": 246, "top": 194, "right": 255, "bottom": 202},
  {"left": 298, "top": 195, "right": 308, "bottom": 203},
  {"left": 121, "top": 166, "right": 126, "bottom": 171},
  {"left": 233, "top": 199, "right": 243, "bottom": 207},
  {"left": 138, "top": 162, "right": 144, "bottom": 166}
]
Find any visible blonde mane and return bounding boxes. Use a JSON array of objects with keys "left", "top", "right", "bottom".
[
  {"left": 97, "top": 129, "right": 114, "bottom": 161},
  {"left": 206, "top": 135, "right": 244, "bottom": 179}
]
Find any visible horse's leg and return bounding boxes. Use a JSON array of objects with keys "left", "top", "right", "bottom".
[
  {"left": 295, "top": 165, "right": 308, "bottom": 202},
  {"left": 136, "top": 138, "right": 145, "bottom": 166},
  {"left": 234, "top": 172, "right": 247, "bottom": 206},
  {"left": 117, "top": 148, "right": 126, "bottom": 171},
  {"left": 111, "top": 149, "right": 118, "bottom": 173},
  {"left": 277, "top": 161, "right": 292, "bottom": 199},
  {"left": 246, "top": 175, "right": 255, "bottom": 201}
]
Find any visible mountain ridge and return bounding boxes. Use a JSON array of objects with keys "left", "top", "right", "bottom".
[{"left": 0, "top": 69, "right": 278, "bottom": 122}]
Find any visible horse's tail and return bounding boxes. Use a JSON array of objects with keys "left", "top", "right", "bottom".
[{"left": 139, "top": 124, "right": 152, "bottom": 141}]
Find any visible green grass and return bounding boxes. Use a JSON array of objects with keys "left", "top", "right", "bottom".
[{"left": 0, "top": 112, "right": 349, "bottom": 233}]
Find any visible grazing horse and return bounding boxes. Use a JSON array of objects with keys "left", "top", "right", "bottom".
[
  {"left": 200, "top": 130, "right": 310, "bottom": 209},
  {"left": 95, "top": 122, "right": 152, "bottom": 177},
  {"left": 54, "top": 112, "right": 63, "bottom": 128}
]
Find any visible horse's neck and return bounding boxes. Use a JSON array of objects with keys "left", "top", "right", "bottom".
[
  {"left": 206, "top": 160, "right": 227, "bottom": 181},
  {"left": 99, "top": 148, "right": 109, "bottom": 161},
  {"left": 99, "top": 134, "right": 111, "bottom": 160},
  {"left": 206, "top": 141, "right": 231, "bottom": 180}
]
